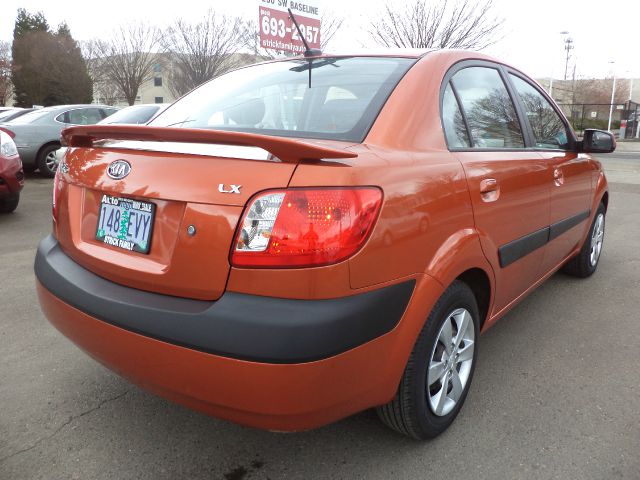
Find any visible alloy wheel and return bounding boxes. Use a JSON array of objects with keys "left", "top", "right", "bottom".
[
  {"left": 590, "top": 213, "right": 605, "bottom": 267},
  {"left": 427, "top": 308, "right": 475, "bottom": 417},
  {"left": 45, "top": 150, "right": 59, "bottom": 173}
]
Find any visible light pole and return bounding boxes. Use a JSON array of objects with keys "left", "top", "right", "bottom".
[{"left": 607, "top": 61, "right": 617, "bottom": 132}]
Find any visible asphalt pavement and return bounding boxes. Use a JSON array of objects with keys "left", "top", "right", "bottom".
[{"left": 0, "top": 150, "right": 639, "bottom": 480}]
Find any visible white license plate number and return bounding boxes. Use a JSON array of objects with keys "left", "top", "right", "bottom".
[{"left": 95, "top": 195, "right": 155, "bottom": 254}]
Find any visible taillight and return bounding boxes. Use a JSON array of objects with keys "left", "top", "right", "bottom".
[
  {"left": 0, "top": 129, "right": 18, "bottom": 157},
  {"left": 0, "top": 127, "right": 15, "bottom": 139},
  {"left": 52, "top": 169, "right": 62, "bottom": 221},
  {"left": 232, "top": 187, "right": 383, "bottom": 268}
]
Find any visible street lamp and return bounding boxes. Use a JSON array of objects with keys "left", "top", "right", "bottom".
[{"left": 607, "top": 61, "right": 617, "bottom": 132}]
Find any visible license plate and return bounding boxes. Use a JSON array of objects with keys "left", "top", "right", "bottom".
[{"left": 95, "top": 194, "right": 155, "bottom": 254}]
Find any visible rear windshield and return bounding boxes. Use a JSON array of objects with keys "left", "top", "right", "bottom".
[
  {"left": 6, "top": 108, "right": 54, "bottom": 124},
  {"left": 150, "top": 56, "right": 415, "bottom": 142}
]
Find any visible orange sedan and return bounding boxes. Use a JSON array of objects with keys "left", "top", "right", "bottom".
[{"left": 35, "top": 50, "right": 613, "bottom": 439}]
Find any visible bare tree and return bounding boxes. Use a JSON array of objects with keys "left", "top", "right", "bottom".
[
  {"left": 368, "top": 0, "right": 503, "bottom": 50},
  {"left": 161, "top": 10, "right": 249, "bottom": 97},
  {"left": 320, "top": 13, "right": 344, "bottom": 50},
  {"left": 0, "top": 41, "right": 12, "bottom": 106},
  {"left": 573, "top": 77, "right": 628, "bottom": 105},
  {"left": 80, "top": 40, "right": 119, "bottom": 105},
  {"left": 93, "top": 24, "right": 161, "bottom": 105}
]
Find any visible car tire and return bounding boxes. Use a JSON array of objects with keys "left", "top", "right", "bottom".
[
  {"left": 561, "top": 203, "right": 606, "bottom": 278},
  {"left": 0, "top": 193, "right": 20, "bottom": 213},
  {"left": 37, "top": 144, "right": 61, "bottom": 178},
  {"left": 377, "top": 280, "right": 479, "bottom": 439}
]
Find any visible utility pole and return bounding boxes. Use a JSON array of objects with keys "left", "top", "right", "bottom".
[
  {"left": 571, "top": 61, "right": 577, "bottom": 104},
  {"left": 563, "top": 37, "right": 574, "bottom": 81},
  {"left": 550, "top": 31, "right": 570, "bottom": 98}
]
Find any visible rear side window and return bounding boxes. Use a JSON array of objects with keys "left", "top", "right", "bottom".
[
  {"left": 151, "top": 57, "right": 415, "bottom": 142},
  {"left": 67, "top": 108, "right": 104, "bottom": 125},
  {"left": 452, "top": 67, "right": 524, "bottom": 149},
  {"left": 509, "top": 74, "right": 570, "bottom": 150},
  {"left": 442, "top": 84, "right": 471, "bottom": 148}
]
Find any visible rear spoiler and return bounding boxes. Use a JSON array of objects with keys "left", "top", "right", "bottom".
[{"left": 61, "top": 125, "right": 357, "bottom": 163}]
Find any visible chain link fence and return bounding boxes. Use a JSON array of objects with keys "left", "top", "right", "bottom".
[{"left": 557, "top": 101, "right": 640, "bottom": 138}]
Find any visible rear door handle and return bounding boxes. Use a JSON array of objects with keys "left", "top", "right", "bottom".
[
  {"left": 480, "top": 178, "right": 498, "bottom": 193},
  {"left": 553, "top": 168, "right": 564, "bottom": 186},
  {"left": 479, "top": 178, "right": 500, "bottom": 202}
]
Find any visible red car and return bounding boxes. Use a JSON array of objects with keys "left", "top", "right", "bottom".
[{"left": 0, "top": 128, "right": 24, "bottom": 213}]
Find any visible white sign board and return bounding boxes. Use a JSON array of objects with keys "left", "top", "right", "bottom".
[{"left": 258, "top": 0, "right": 322, "bottom": 54}]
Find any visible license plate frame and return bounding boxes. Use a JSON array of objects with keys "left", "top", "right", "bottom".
[{"left": 95, "top": 194, "right": 156, "bottom": 254}]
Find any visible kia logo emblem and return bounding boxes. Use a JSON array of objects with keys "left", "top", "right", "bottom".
[{"left": 107, "top": 160, "right": 131, "bottom": 180}]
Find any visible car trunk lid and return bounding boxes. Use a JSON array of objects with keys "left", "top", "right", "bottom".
[{"left": 55, "top": 125, "right": 357, "bottom": 301}]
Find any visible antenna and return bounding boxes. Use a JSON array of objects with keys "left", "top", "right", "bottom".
[{"left": 287, "top": 8, "right": 321, "bottom": 58}]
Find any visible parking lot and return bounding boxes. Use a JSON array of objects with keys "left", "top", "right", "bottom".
[{"left": 1, "top": 152, "right": 639, "bottom": 480}]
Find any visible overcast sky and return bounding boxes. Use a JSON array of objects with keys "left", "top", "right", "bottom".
[{"left": 1, "top": 0, "right": 638, "bottom": 81}]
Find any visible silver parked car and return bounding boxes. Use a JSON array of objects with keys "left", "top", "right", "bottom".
[
  {"left": 0, "top": 105, "right": 118, "bottom": 177},
  {"left": 54, "top": 104, "right": 170, "bottom": 166},
  {"left": 0, "top": 108, "right": 35, "bottom": 123}
]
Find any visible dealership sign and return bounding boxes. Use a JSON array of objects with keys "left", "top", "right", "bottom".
[{"left": 258, "top": 0, "right": 322, "bottom": 54}]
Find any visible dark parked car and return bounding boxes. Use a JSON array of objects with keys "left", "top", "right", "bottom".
[
  {"left": 0, "top": 105, "right": 117, "bottom": 177},
  {"left": 0, "top": 127, "right": 24, "bottom": 213},
  {"left": 99, "top": 103, "right": 169, "bottom": 125}
]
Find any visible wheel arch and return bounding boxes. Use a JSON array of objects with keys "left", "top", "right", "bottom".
[
  {"left": 425, "top": 228, "right": 495, "bottom": 329},
  {"left": 601, "top": 190, "right": 609, "bottom": 211},
  {"left": 455, "top": 268, "right": 491, "bottom": 329},
  {"left": 36, "top": 141, "right": 62, "bottom": 161}
]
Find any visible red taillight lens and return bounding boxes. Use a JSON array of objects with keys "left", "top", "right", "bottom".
[
  {"left": 232, "top": 187, "right": 383, "bottom": 268},
  {"left": 0, "top": 127, "right": 15, "bottom": 139},
  {"left": 52, "top": 169, "right": 62, "bottom": 221}
]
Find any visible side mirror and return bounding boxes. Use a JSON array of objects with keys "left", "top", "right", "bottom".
[{"left": 580, "top": 129, "right": 616, "bottom": 153}]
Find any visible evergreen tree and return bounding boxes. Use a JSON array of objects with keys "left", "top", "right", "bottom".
[
  {"left": 11, "top": 11, "right": 92, "bottom": 107},
  {"left": 11, "top": 9, "right": 50, "bottom": 106},
  {"left": 47, "top": 22, "right": 93, "bottom": 104}
]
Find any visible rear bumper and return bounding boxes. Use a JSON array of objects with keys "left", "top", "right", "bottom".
[
  {"left": 35, "top": 235, "right": 414, "bottom": 363},
  {"left": 0, "top": 155, "right": 24, "bottom": 196},
  {"left": 15, "top": 145, "right": 36, "bottom": 166},
  {"left": 35, "top": 235, "right": 441, "bottom": 431}
]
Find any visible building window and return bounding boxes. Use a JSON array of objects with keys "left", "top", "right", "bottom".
[
  {"left": 155, "top": 97, "right": 163, "bottom": 104},
  {"left": 153, "top": 63, "right": 162, "bottom": 73},
  {"left": 154, "top": 77, "right": 162, "bottom": 87}
]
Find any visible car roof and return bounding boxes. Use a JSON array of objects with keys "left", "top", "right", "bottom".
[
  {"left": 313, "top": 48, "right": 434, "bottom": 59},
  {"left": 256, "top": 48, "right": 508, "bottom": 69},
  {"left": 37, "top": 104, "right": 118, "bottom": 112}
]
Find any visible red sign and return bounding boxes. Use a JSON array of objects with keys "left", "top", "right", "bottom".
[{"left": 259, "top": 6, "right": 321, "bottom": 54}]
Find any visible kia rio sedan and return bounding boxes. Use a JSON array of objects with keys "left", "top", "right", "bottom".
[{"left": 35, "top": 50, "right": 613, "bottom": 439}]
